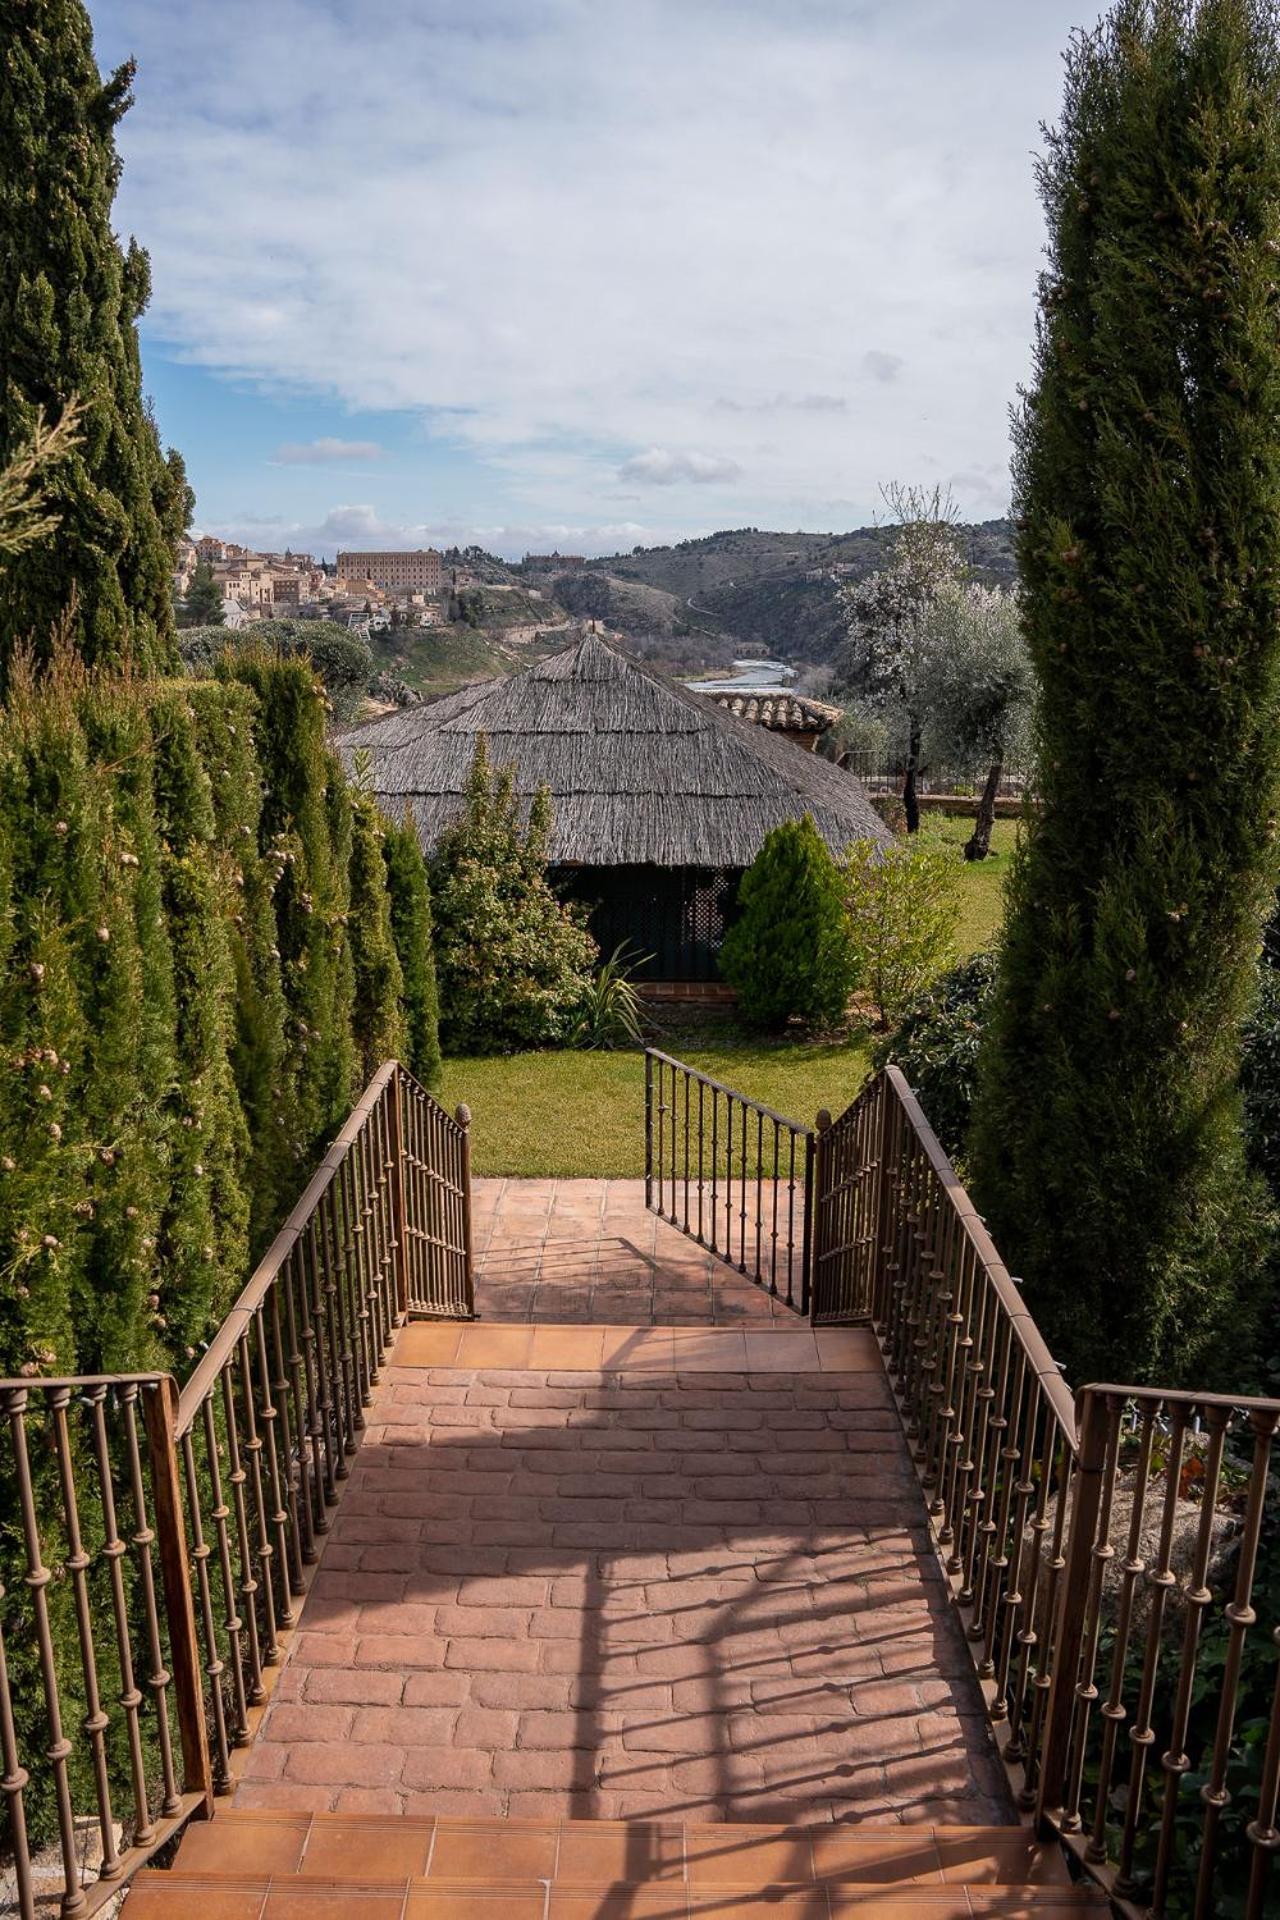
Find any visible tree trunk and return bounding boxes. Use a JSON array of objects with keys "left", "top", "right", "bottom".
[
  {"left": 903, "top": 722, "right": 922, "bottom": 834},
  {"left": 965, "top": 761, "right": 1002, "bottom": 860}
]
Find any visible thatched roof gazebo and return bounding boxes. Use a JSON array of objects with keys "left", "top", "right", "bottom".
[{"left": 339, "top": 632, "right": 888, "bottom": 981}]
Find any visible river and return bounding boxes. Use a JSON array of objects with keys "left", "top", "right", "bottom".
[{"left": 684, "top": 658, "right": 796, "bottom": 695}]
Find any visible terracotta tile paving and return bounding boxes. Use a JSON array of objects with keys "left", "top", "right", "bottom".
[
  {"left": 471, "top": 1179, "right": 804, "bottom": 1325},
  {"left": 238, "top": 1330, "right": 1013, "bottom": 1832}
]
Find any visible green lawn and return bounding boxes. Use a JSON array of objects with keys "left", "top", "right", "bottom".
[
  {"left": 930, "top": 815, "right": 1019, "bottom": 956},
  {"left": 440, "top": 1035, "right": 874, "bottom": 1179}
]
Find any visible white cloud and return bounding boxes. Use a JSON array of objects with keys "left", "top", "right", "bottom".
[
  {"left": 210, "top": 505, "right": 659, "bottom": 562},
  {"left": 617, "top": 448, "right": 743, "bottom": 487},
  {"left": 861, "top": 351, "right": 904, "bottom": 385},
  {"left": 273, "top": 438, "right": 385, "bottom": 464},
  {"left": 103, "top": 0, "right": 1082, "bottom": 530}
]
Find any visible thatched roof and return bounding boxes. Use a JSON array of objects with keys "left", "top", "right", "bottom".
[
  {"left": 709, "top": 689, "right": 842, "bottom": 736},
  {"left": 337, "top": 631, "right": 889, "bottom": 868}
]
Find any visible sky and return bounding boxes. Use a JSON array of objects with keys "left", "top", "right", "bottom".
[{"left": 91, "top": 0, "right": 1093, "bottom": 561}]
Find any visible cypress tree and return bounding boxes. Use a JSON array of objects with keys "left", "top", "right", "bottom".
[
  {"left": 222, "top": 651, "right": 355, "bottom": 1158},
  {"left": 0, "top": 0, "right": 187, "bottom": 678},
  {"left": 187, "top": 679, "right": 292, "bottom": 1254},
  {"left": 383, "top": 812, "right": 442, "bottom": 1089},
  {"left": 75, "top": 672, "right": 178, "bottom": 1372},
  {"left": 348, "top": 788, "right": 407, "bottom": 1082},
  {"left": 149, "top": 689, "right": 250, "bottom": 1355},
  {"left": 0, "top": 660, "right": 96, "bottom": 1376},
  {"left": 969, "top": 0, "right": 1280, "bottom": 1386}
]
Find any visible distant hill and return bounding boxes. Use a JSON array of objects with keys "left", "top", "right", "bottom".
[
  {"left": 584, "top": 520, "right": 1016, "bottom": 665},
  {"left": 376, "top": 519, "right": 1018, "bottom": 701}
]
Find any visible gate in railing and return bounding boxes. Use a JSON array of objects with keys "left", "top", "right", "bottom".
[
  {"left": 644, "top": 1047, "right": 816, "bottom": 1313},
  {"left": 643, "top": 1047, "right": 881, "bottom": 1322},
  {"left": 0, "top": 1060, "right": 471, "bottom": 1920}
]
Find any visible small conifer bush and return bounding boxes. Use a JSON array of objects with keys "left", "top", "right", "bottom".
[{"left": 719, "top": 815, "right": 854, "bottom": 1030}]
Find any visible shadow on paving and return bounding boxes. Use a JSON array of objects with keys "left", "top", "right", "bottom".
[{"left": 238, "top": 1355, "right": 1015, "bottom": 1832}]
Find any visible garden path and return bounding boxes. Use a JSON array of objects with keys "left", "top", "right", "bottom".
[
  {"left": 471, "top": 1178, "right": 799, "bottom": 1324},
  {"left": 231, "top": 1321, "right": 1013, "bottom": 1831}
]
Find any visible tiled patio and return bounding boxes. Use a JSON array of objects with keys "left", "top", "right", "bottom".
[
  {"left": 471, "top": 1179, "right": 803, "bottom": 1325},
  {"left": 236, "top": 1322, "right": 1012, "bottom": 1833}
]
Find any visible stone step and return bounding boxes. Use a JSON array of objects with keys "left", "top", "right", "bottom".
[{"left": 122, "top": 1810, "right": 1109, "bottom": 1914}]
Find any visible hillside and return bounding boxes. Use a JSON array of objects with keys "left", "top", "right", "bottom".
[
  {"left": 376, "top": 518, "right": 1019, "bottom": 699},
  {"left": 587, "top": 520, "right": 1017, "bottom": 665}
]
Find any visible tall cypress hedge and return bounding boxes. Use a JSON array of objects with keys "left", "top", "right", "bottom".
[
  {"left": 970, "top": 0, "right": 1280, "bottom": 1387},
  {"left": 0, "top": 650, "right": 439, "bottom": 1379}
]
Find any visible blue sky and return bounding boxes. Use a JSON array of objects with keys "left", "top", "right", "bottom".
[{"left": 92, "top": 0, "right": 1090, "bottom": 559}]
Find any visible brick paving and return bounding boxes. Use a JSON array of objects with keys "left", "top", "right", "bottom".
[
  {"left": 472, "top": 1179, "right": 802, "bottom": 1325},
  {"left": 237, "top": 1327, "right": 1013, "bottom": 1832}
]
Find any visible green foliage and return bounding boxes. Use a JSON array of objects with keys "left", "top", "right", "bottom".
[
  {"left": 179, "top": 559, "right": 224, "bottom": 628},
  {"left": 874, "top": 951, "right": 998, "bottom": 1163},
  {"left": 149, "top": 690, "right": 250, "bottom": 1351},
  {"left": 0, "top": 1, "right": 184, "bottom": 677},
  {"left": 568, "top": 943, "right": 650, "bottom": 1050},
  {"left": 719, "top": 816, "right": 854, "bottom": 1031},
  {"left": 845, "top": 833, "right": 961, "bottom": 1029},
  {"left": 348, "top": 789, "right": 407, "bottom": 1082},
  {"left": 178, "top": 618, "right": 373, "bottom": 705},
  {"left": 431, "top": 737, "right": 598, "bottom": 1054},
  {"left": 185, "top": 679, "right": 292, "bottom": 1253},
  {"left": 382, "top": 812, "right": 442, "bottom": 1089},
  {"left": 969, "top": 0, "right": 1280, "bottom": 1388},
  {"left": 221, "top": 649, "right": 356, "bottom": 1157}
]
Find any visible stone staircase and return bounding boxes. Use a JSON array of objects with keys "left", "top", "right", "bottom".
[{"left": 124, "top": 1808, "right": 1105, "bottom": 1916}]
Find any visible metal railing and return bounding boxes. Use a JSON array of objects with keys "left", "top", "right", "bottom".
[
  {"left": 1039, "top": 1386, "right": 1280, "bottom": 1920},
  {"left": 644, "top": 1048, "right": 813, "bottom": 1311},
  {"left": 808, "top": 1078, "right": 887, "bottom": 1323},
  {"left": 855, "top": 1064, "right": 1280, "bottom": 1920},
  {"left": 0, "top": 1061, "right": 471, "bottom": 1917}
]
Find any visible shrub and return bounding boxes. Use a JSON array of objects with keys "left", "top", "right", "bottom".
[
  {"left": 719, "top": 816, "right": 855, "bottom": 1031},
  {"left": 568, "top": 944, "right": 650, "bottom": 1050},
  {"left": 874, "top": 950, "right": 997, "bottom": 1163},
  {"left": 844, "top": 833, "right": 961, "bottom": 1029},
  {"left": 179, "top": 618, "right": 373, "bottom": 704},
  {"left": 430, "top": 738, "right": 597, "bottom": 1054},
  {"left": 382, "top": 813, "right": 442, "bottom": 1089}
]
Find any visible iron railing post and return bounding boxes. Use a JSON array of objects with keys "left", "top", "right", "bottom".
[
  {"left": 644, "top": 1048, "right": 654, "bottom": 1210},
  {"left": 872, "top": 1076, "right": 897, "bottom": 1324},
  {"left": 144, "top": 1375, "right": 214, "bottom": 1819},
  {"left": 807, "top": 1109, "right": 830, "bottom": 1322},
  {"left": 456, "top": 1103, "right": 475, "bottom": 1316},
  {"left": 387, "top": 1067, "right": 410, "bottom": 1320},
  {"left": 1036, "top": 1386, "right": 1108, "bottom": 1834}
]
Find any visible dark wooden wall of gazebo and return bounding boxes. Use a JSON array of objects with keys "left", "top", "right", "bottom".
[{"left": 560, "top": 865, "right": 742, "bottom": 981}]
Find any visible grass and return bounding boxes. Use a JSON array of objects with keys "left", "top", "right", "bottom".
[
  {"left": 440, "top": 1033, "right": 875, "bottom": 1179},
  {"left": 928, "top": 814, "right": 1019, "bottom": 956}
]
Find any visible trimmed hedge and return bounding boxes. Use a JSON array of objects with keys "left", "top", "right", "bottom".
[{"left": 0, "top": 649, "right": 440, "bottom": 1379}]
